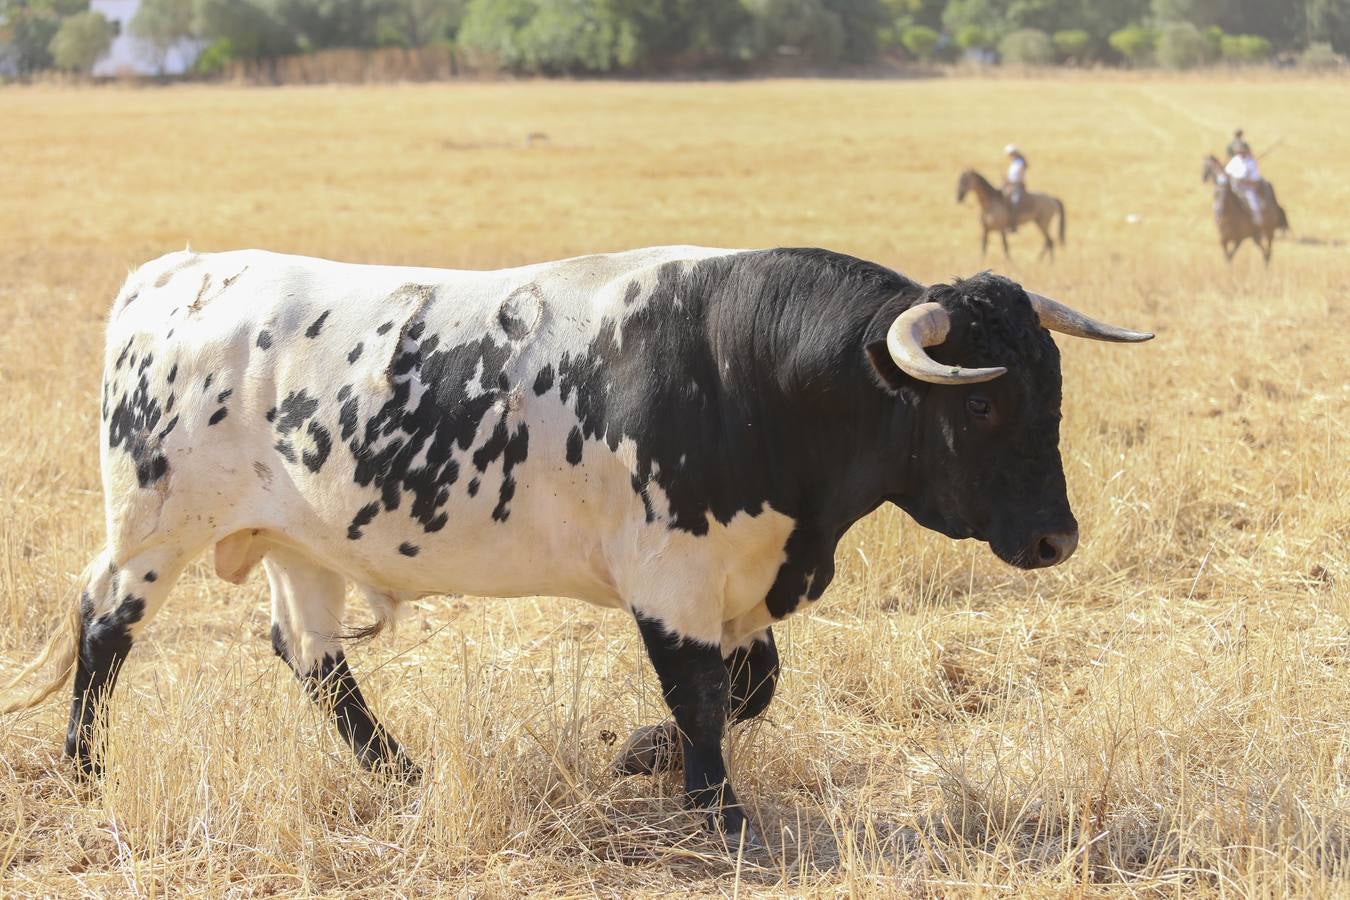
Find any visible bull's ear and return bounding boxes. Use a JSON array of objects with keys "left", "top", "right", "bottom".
[{"left": 865, "top": 339, "right": 914, "bottom": 396}]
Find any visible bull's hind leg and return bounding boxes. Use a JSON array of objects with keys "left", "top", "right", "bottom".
[
  {"left": 262, "top": 546, "right": 418, "bottom": 781},
  {"left": 66, "top": 543, "right": 201, "bottom": 776}
]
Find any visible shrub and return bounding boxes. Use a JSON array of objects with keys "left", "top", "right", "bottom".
[
  {"left": 193, "top": 38, "right": 234, "bottom": 75},
  {"left": 1052, "top": 29, "right": 1091, "bottom": 63},
  {"left": 1156, "top": 21, "right": 1212, "bottom": 69},
  {"left": 954, "top": 23, "right": 991, "bottom": 51},
  {"left": 899, "top": 24, "right": 938, "bottom": 60},
  {"left": 1108, "top": 24, "right": 1153, "bottom": 66},
  {"left": 1299, "top": 41, "right": 1344, "bottom": 70},
  {"left": 48, "top": 11, "right": 113, "bottom": 74},
  {"left": 998, "top": 28, "right": 1053, "bottom": 65},
  {"left": 1220, "top": 34, "right": 1271, "bottom": 64}
]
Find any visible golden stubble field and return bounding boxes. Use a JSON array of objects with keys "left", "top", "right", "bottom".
[{"left": 0, "top": 75, "right": 1348, "bottom": 896}]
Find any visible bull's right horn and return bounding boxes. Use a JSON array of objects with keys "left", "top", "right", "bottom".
[{"left": 885, "top": 302, "right": 1007, "bottom": 385}]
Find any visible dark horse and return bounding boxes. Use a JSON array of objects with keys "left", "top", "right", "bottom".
[
  {"left": 957, "top": 169, "right": 1066, "bottom": 261},
  {"left": 1201, "top": 154, "right": 1287, "bottom": 264}
]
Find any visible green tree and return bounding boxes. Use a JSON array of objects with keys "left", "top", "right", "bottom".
[
  {"left": 954, "top": 22, "right": 992, "bottom": 50},
  {"left": 1307, "top": 0, "right": 1350, "bottom": 53},
  {"left": 899, "top": 22, "right": 937, "bottom": 57},
  {"left": 518, "top": 0, "right": 637, "bottom": 71},
  {"left": 1, "top": 0, "right": 84, "bottom": 73},
  {"left": 48, "top": 10, "right": 112, "bottom": 73},
  {"left": 132, "top": 0, "right": 196, "bottom": 73},
  {"left": 942, "top": 0, "right": 1003, "bottom": 39},
  {"left": 1151, "top": 0, "right": 1222, "bottom": 27},
  {"left": 744, "top": 0, "right": 845, "bottom": 64},
  {"left": 1219, "top": 32, "right": 1270, "bottom": 62},
  {"left": 600, "top": 0, "right": 746, "bottom": 66},
  {"left": 1108, "top": 23, "right": 1154, "bottom": 64},
  {"left": 823, "top": 0, "right": 890, "bottom": 62},
  {"left": 1052, "top": 27, "right": 1091, "bottom": 61},
  {"left": 1156, "top": 20, "right": 1212, "bottom": 67},
  {"left": 458, "top": 0, "right": 535, "bottom": 68},
  {"left": 269, "top": 0, "right": 387, "bottom": 50},
  {"left": 378, "top": 0, "right": 466, "bottom": 46},
  {"left": 194, "top": 0, "right": 295, "bottom": 59},
  {"left": 998, "top": 26, "right": 1053, "bottom": 63}
]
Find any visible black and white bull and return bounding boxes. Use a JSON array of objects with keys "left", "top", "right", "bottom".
[{"left": 2, "top": 246, "right": 1151, "bottom": 843}]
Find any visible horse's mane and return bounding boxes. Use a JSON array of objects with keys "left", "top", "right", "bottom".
[{"left": 963, "top": 169, "right": 997, "bottom": 192}]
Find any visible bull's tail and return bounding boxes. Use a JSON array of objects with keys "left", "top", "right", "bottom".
[
  {"left": 1056, "top": 199, "right": 1067, "bottom": 245},
  {"left": 0, "top": 562, "right": 93, "bottom": 716}
]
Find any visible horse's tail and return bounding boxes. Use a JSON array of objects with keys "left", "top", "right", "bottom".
[
  {"left": 0, "top": 561, "right": 92, "bottom": 716},
  {"left": 1056, "top": 198, "right": 1066, "bottom": 245}
]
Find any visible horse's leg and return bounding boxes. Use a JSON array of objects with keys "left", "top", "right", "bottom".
[
  {"left": 980, "top": 227, "right": 989, "bottom": 258},
  {"left": 1000, "top": 230, "right": 1011, "bottom": 259},
  {"left": 1035, "top": 218, "right": 1054, "bottom": 261}
]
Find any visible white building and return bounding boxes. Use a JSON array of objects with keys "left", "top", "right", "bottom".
[{"left": 91, "top": 0, "right": 202, "bottom": 77}]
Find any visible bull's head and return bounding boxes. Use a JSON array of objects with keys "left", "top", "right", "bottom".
[{"left": 865, "top": 275, "right": 1152, "bottom": 569}]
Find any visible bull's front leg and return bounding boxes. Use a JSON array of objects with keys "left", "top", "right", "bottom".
[{"left": 632, "top": 613, "right": 754, "bottom": 842}]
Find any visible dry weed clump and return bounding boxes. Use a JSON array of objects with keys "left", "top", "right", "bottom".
[{"left": 1, "top": 76, "right": 1348, "bottom": 895}]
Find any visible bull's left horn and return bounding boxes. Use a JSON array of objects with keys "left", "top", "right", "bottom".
[
  {"left": 886, "top": 302, "right": 1007, "bottom": 385},
  {"left": 1026, "top": 293, "right": 1154, "bottom": 343}
]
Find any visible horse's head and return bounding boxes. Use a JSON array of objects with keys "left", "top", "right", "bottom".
[
  {"left": 957, "top": 170, "right": 972, "bottom": 203},
  {"left": 1201, "top": 154, "right": 1221, "bottom": 184}
]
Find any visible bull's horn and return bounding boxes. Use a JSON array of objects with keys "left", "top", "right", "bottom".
[
  {"left": 885, "top": 302, "right": 1007, "bottom": 385},
  {"left": 1026, "top": 293, "right": 1154, "bottom": 342}
]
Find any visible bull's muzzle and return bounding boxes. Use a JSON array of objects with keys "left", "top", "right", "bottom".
[{"left": 1026, "top": 529, "right": 1078, "bottom": 568}]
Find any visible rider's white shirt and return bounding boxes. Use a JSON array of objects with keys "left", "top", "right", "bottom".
[
  {"left": 1007, "top": 157, "right": 1026, "bottom": 184},
  {"left": 1225, "top": 154, "right": 1260, "bottom": 183}
]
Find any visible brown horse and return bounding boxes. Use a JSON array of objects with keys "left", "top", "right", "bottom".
[
  {"left": 1201, "top": 154, "right": 1282, "bottom": 264},
  {"left": 957, "top": 169, "right": 1066, "bottom": 260}
]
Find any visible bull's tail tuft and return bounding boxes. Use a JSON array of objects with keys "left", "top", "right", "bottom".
[{"left": 0, "top": 597, "right": 82, "bottom": 716}]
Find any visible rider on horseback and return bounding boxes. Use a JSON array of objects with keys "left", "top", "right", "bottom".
[
  {"left": 1223, "top": 138, "right": 1264, "bottom": 221},
  {"left": 1003, "top": 144, "right": 1027, "bottom": 233},
  {"left": 1223, "top": 133, "right": 1289, "bottom": 232}
]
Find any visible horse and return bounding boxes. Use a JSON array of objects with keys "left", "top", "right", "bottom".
[
  {"left": 1201, "top": 154, "right": 1282, "bottom": 264},
  {"left": 956, "top": 169, "right": 1066, "bottom": 261}
]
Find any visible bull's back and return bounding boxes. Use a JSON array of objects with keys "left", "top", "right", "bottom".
[{"left": 99, "top": 246, "right": 742, "bottom": 604}]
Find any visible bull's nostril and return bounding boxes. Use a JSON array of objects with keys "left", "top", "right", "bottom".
[{"left": 1034, "top": 530, "right": 1079, "bottom": 567}]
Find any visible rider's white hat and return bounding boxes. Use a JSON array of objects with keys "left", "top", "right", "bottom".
[{"left": 1004, "top": 143, "right": 1019, "bottom": 154}]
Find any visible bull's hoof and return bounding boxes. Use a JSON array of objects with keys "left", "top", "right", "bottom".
[
  {"left": 363, "top": 750, "right": 423, "bottom": 785},
  {"left": 612, "top": 721, "right": 680, "bottom": 776},
  {"left": 709, "top": 803, "right": 765, "bottom": 853}
]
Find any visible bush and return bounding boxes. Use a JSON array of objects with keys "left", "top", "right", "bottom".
[
  {"left": 899, "top": 24, "right": 938, "bottom": 60},
  {"left": 1052, "top": 29, "right": 1091, "bottom": 63},
  {"left": 1299, "top": 41, "right": 1344, "bottom": 70},
  {"left": 48, "top": 11, "right": 113, "bottom": 73},
  {"left": 1156, "top": 21, "right": 1212, "bottom": 69},
  {"left": 998, "top": 27, "right": 1053, "bottom": 65},
  {"left": 1220, "top": 33, "right": 1271, "bottom": 64},
  {"left": 954, "top": 23, "right": 991, "bottom": 51},
  {"left": 1108, "top": 24, "right": 1153, "bottom": 66},
  {"left": 192, "top": 38, "right": 234, "bottom": 75}
]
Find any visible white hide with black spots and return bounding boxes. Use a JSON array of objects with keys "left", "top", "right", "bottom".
[{"left": 97, "top": 247, "right": 797, "bottom": 666}]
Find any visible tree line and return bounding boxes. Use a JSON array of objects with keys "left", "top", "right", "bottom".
[{"left": 3, "top": 0, "right": 1347, "bottom": 77}]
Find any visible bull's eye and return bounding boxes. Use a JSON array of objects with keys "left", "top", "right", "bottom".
[{"left": 966, "top": 396, "right": 992, "bottom": 418}]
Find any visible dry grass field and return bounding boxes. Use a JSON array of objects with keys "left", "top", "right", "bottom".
[{"left": 1, "top": 75, "right": 1348, "bottom": 896}]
